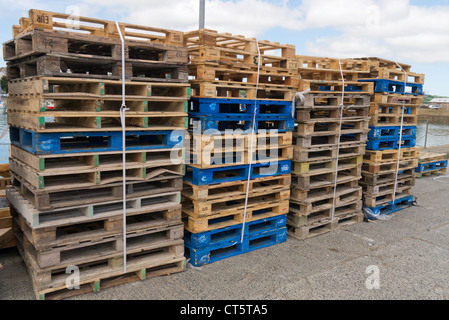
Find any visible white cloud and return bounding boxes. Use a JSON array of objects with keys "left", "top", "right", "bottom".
[{"left": 73, "top": 0, "right": 449, "bottom": 65}]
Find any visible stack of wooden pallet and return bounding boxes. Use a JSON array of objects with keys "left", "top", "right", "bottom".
[
  {"left": 415, "top": 150, "right": 448, "bottom": 178},
  {"left": 3, "top": 9, "right": 190, "bottom": 299},
  {"left": 287, "top": 56, "right": 370, "bottom": 240},
  {"left": 356, "top": 58, "right": 424, "bottom": 218},
  {"left": 0, "top": 164, "right": 15, "bottom": 250},
  {"left": 182, "top": 30, "right": 295, "bottom": 266}
]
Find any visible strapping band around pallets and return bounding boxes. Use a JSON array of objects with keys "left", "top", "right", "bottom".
[
  {"left": 393, "top": 62, "right": 407, "bottom": 204},
  {"left": 116, "top": 21, "right": 130, "bottom": 274},
  {"left": 240, "top": 40, "right": 261, "bottom": 244},
  {"left": 331, "top": 59, "right": 347, "bottom": 220}
]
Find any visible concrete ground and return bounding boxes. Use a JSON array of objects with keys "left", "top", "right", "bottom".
[{"left": 1, "top": 176, "right": 449, "bottom": 300}]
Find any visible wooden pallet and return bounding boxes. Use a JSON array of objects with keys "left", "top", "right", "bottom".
[
  {"left": 183, "top": 200, "right": 289, "bottom": 234},
  {"left": 184, "top": 29, "right": 297, "bottom": 72},
  {"left": 292, "top": 155, "right": 363, "bottom": 175},
  {"left": 354, "top": 57, "right": 412, "bottom": 74},
  {"left": 10, "top": 172, "right": 182, "bottom": 212},
  {"left": 298, "top": 93, "right": 370, "bottom": 109},
  {"left": 183, "top": 188, "right": 290, "bottom": 218},
  {"left": 373, "top": 93, "right": 423, "bottom": 106},
  {"left": 13, "top": 9, "right": 184, "bottom": 46},
  {"left": 288, "top": 209, "right": 363, "bottom": 240},
  {"left": 298, "top": 79, "right": 374, "bottom": 94},
  {"left": 0, "top": 208, "right": 16, "bottom": 250},
  {"left": 418, "top": 151, "right": 448, "bottom": 164},
  {"left": 13, "top": 210, "right": 184, "bottom": 269},
  {"left": 8, "top": 76, "right": 190, "bottom": 98},
  {"left": 292, "top": 164, "right": 362, "bottom": 190},
  {"left": 188, "top": 64, "right": 300, "bottom": 87},
  {"left": 362, "top": 158, "right": 419, "bottom": 174},
  {"left": 6, "top": 53, "right": 188, "bottom": 83},
  {"left": 415, "top": 168, "right": 447, "bottom": 178},
  {"left": 362, "top": 176, "right": 415, "bottom": 196},
  {"left": 294, "top": 132, "right": 368, "bottom": 148},
  {"left": 9, "top": 156, "right": 184, "bottom": 191},
  {"left": 297, "top": 56, "right": 371, "bottom": 73},
  {"left": 187, "top": 145, "right": 293, "bottom": 168},
  {"left": 294, "top": 144, "right": 366, "bottom": 162},
  {"left": 188, "top": 131, "right": 293, "bottom": 151},
  {"left": 363, "top": 182, "right": 414, "bottom": 208},
  {"left": 369, "top": 104, "right": 419, "bottom": 126},
  {"left": 296, "top": 105, "right": 370, "bottom": 122},
  {"left": 10, "top": 145, "right": 184, "bottom": 173},
  {"left": 4, "top": 29, "right": 187, "bottom": 63},
  {"left": 190, "top": 80, "right": 296, "bottom": 101},
  {"left": 16, "top": 232, "right": 185, "bottom": 300},
  {"left": 291, "top": 178, "right": 360, "bottom": 201},
  {"left": 7, "top": 110, "right": 188, "bottom": 132},
  {"left": 183, "top": 174, "right": 291, "bottom": 202},
  {"left": 290, "top": 186, "right": 362, "bottom": 216},
  {"left": 363, "top": 147, "right": 419, "bottom": 163},
  {"left": 358, "top": 67, "right": 425, "bottom": 85},
  {"left": 295, "top": 119, "right": 370, "bottom": 136},
  {"left": 7, "top": 185, "right": 181, "bottom": 229},
  {"left": 360, "top": 168, "right": 415, "bottom": 186},
  {"left": 0, "top": 164, "right": 15, "bottom": 250}
]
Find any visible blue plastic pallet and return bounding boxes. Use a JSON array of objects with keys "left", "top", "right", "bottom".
[
  {"left": 366, "top": 137, "right": 416, "bottom": 151},
  {"left": 368, "top": 126, "right": 417, "bottom": 140},
  {"left": 415, "top": 160, "right": 448, "bottom": 173},
  {"left": 184, "top": 160, "right": 291, "bottom": 186},
  {"left": 9, "top": 126, "right": 184, "bottom": 155},
  {"left": 365, "top": 195, "right": 414, "bottom": 219},
  {"left": 185, "top": 215, "right": 287, "bottom": 249},
  {"left": 185, "top": 226, "right": 287, "bottom": 267},
  {"left": 189, "top": 98, "right": 293, "bottom": 117},
  {"left": 358, "top": 79, "right": 423, "bottom": 95},
  {"left": 189, "top": 114, "right": 295, "bottom": 133}
]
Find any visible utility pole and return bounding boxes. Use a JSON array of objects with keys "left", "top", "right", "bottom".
[
  {"left": 199, "top": 0, "right": 205, "bottom": 29},
  {"left": 424, "top": 119, "right": 430, "bottom": 149}
]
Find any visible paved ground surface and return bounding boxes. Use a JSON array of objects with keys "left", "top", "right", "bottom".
[{"left": 1, "top": 176, "right": 448, "bottom": 300}]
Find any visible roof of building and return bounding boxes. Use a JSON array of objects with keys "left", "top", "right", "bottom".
[{"left": 429, "top": 98, "right": 449, "bottom": 103}]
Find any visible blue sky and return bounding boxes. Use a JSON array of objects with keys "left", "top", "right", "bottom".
[{"left": 1, "top": 0, "right": 448, "bottom": 96}]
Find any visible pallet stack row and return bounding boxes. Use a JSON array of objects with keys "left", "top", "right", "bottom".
[
  {"left": 356, "top": 58, "right": 424, "bottom": 217},
  {"left": 3, "top": 10, "right": 190, "bottom": 299},
  {"left": 287, "top": 56, "right": 371, "bottom": 239},
  {"left": 182, "top": 30, "right": 296, "bottom": 266},
  {"left": 415, "top": 150, "right": 448, "bottom": 178}
]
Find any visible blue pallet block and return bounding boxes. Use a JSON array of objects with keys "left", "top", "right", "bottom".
[
  {"left": 415, "top": 160, "right": 448, "bottom": 173},
  {"left": 366, "top": 137, "right": 416, "bottom": 151},
  {"left": 188, "top": 114, "right": 295, "bottom": 133},
  {"left": 185, "top": 226, "right": 287, "bottom": 267},
  {"left": 184, "top": 215, "right": 287, "bottom": 249},
  {"left": 368, "top": 126, "right": 417, "bottom": 140},
  {"left": 189, "top": 98, "right": 293, "bottom": 117},
  {"left": 184, "top": 160, "right": 291, "bottom": 186},
  {"left": 9, "top": 126, "right": 184, "bottom": 155},
  {"left": 358, "top": 79, "right": 423, "bottom": 95},
  {"left": 365, "top": 195, "right": 414, "bottom": 219}
]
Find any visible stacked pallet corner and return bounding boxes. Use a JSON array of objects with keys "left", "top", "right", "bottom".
[
  {"left": 182, "top": 30, "right": 296, "bottom": 266},
  {"left": 288, "top": 56, "right": 371, "bottom": 239},
  {"left": 356, "top": 57, "right": 424, "bottom": 218},
  {"left": 3, "top": 9, "right": 190, "bottom": 300}
]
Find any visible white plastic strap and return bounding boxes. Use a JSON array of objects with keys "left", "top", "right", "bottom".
[
  {"left": 331, "top": 59, "right": 346, "bottom": 220},
  {"left": 292, "top": 89, "right": 311, "bottom": 115},
  {"left": 393, "top": 62, "right": 408, "bottom": 203},
  {"left": 115, "top": 21, "right": 129, "bottom": 274},
  {"left": 240, "top": 41, "right": 261, "bottom": 243}
]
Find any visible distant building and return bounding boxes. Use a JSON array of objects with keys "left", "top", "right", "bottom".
[{"left": 429, "top": 98, "right": 449, "bottom": 110}]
